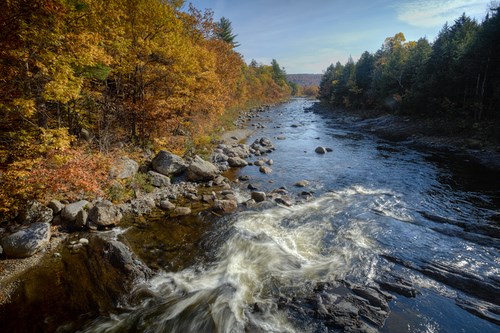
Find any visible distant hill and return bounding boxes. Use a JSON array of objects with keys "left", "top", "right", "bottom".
[{"left": 286, "top": 74, "right": 322, "bottom": 87}]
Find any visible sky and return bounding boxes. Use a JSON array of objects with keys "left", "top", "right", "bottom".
[{"left": 184, "top": 0, "right": 492, "bottom": 74}]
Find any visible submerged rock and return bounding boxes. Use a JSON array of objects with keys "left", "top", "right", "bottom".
[
  {"left": 0, "top": 222, "right": 51, "bottom": 258},
  {"left": 259, "top": 166, "right": 272, "bottom": 174}
]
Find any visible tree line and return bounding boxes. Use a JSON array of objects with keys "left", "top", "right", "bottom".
[
  {"left": 0, "top": 0, "right": 291, "bottom": 218},
  {"left": 319, "top": 8, "right": 500, "bottom": 124}
]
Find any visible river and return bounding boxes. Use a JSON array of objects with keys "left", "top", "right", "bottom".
[
  {"left": 4, "top": 98, "right": 497, "bottom": 332},
  {"left": 76, "top": 98, "right": 499, "bottom": 332}
]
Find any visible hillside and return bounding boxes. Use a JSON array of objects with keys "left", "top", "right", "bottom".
[{"left": 286, "top": 74, "right": 322, "bottom": 87}]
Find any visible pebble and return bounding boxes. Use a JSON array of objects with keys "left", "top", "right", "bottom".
[{"left": 79, "top": 238, "right": 89, "bottom": 245}]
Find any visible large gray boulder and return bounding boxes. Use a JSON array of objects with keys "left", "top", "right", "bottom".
[
  {"left": 109, "top": 157, "right": 139, "bottom": 179},
  {"left": 148, "top": 171, "right": 171, "bottom": 187},
  {"left": 18, "top": 200, "right": 53, "bottom": 224},
  {"left": 61, "top": 200, "right": 89, "bottom": 223},
  {"left": 228, "top": 156, "right": 248, "bottom": 167},
  {"left": 152, "top": 150, "right": 186, "bottom": 176},
  {"left": 1, "top": 222, "right": 51, "bottom": 258},
  {"left": 88, "top": 201, "right": 122, "bottom": 227},
  {"left": 186, "top": 155, "right": 219, "bottom": 182}
]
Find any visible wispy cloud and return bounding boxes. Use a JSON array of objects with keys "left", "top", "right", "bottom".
[{"left": 396, "top": 0, "right": 488, "bottom": 27}]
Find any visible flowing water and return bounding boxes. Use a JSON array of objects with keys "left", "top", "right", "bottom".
[{"left": 80, "top": 98, "right": 499, "bottom": 332}]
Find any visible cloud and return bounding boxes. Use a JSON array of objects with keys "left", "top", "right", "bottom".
[{"left": 396, "top": 0, "right": 488, "bottom": 27}]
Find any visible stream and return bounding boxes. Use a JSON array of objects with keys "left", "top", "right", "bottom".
[{"left": 4, "top": 98, "right": 499, "bottom": 332}]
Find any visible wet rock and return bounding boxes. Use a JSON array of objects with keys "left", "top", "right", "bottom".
[
  {"left": 251, "top": 191, "right": 266, "bottom": 203},
  {"left": 159, "top": 200, "right": 175, "bottom": 210},
  {"left": 277, "top": 136, "right": 286, "bottom": 140},
  {"left": 259, "top": 137, "right": 273, "bottom": 147},
  {"left": 275, "top": 197, "right": 294, "bottom": 207},
  {"left": 294, "top": 180, "right": 309, "bottom": 187},
  {"left": 109, "top": 157, "right": 139, "bottom": 179},
  {"left": 254, "top": 160, "right": 265, "bottom": 166},
  {"left": 0, "top": 222, "right": 51, "bottom": 258},
  {"left": 315, "top": 146, "right": 327, "bottom": 154},
  {"left": 247, "top": 183, "right": 259, "bottom": 190},
  {"left": 148, "top": 171, "right": 171, "bottom": 187},
  {"left": 88, "top": 201, "right": 122, "bottom": 227},
  {"left": 239, "top": 175, "right": 250, "bottom": 181},
  {"left": 152, "top": 150, "right": 187, "bottom": 176},
  {"left": 326, "top": 147, "right": 333, "bottom": 152},
  {"left": 172, "top": 207, "right": 191, "bottom": 216},
  {"left": 48, "top": 200, "right": 65, "bottom": 215},
  {"left": 244, "top": 199, "right": 257, "bottom": 208},
  {"left": 259, "top": 166, "right": 272, "bottom": 174},
  {"left": 18, "top": 200, "right": 53, "bottom": 224},
  {"left": 61, "top": 200, "right": 89, "bottom": 223},
  {"left": 187, "top": 155, "right": 219, "bottom": 182},
  {"left": 213, "top": 199, "right": 238, "bottom": 214},
  {"left": 228, "top": 156, "right": 248, "bottom": 167},
  {"left": 266, "top": 159, "right": 274, "bottom": 165}
]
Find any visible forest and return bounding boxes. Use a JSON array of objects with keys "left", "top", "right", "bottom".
[
  {"left": 0, "top": 0, "right": 293, "bottom": 218},
  {"left": 319, "top": 8, "right": 500, "bottom": 139}
]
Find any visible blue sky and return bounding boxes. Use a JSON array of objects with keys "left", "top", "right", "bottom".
[{"left": 185, "top": 0, "right": 491, "bottom": 74}]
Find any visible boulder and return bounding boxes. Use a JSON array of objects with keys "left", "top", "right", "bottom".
[
  {"left": 259, "top": 166, "right": 272, "bottom": 174},
  {"left": 228, "top": 156, "right": 248, "bottom": 167},
  {"left": 148, "top": 171, "right": 171, "bottom": 187},
  {"left": 0, "top": 222, "right": 51, "bottom": 258},
  {"left": 75, "top": 209, "right": 88, "bottom": 229},
  {"left": 48, "top": 199, "right": 65, "bottom": 215},
  {"left": 186, "top": 155, "right": 219, "bottom": 182},
  {"left": 315, "top": 146, "right": 327, "bottom": 154},
  {"left": 109, "top": 157, "right": 139, "bottom": 179},
  {"left": 152, "top": 150, "right": 187, "bottom": 176},
  {"left": 61, "top": 200, "right": 89, "bottom": 223},
  {"left": 18, "top": 200, "right": 53, "bottom": 224},
  {"left": 213, "top": 199, "right": 238, "bottom": 214},
  {"left": 251, "top": 191, "right": 266, "bottom": 203},
  {"left": 88, "top": 201, "right": 122, "bottom": 227},
  {"left": 223, "top": 145, "right": 251, "bottom": 158},
  {"left": 159, "top": 200, "right": 176, "bottom": 210},
  {"left": 172, "top": 207, "right": 191, "bottom": 216}
]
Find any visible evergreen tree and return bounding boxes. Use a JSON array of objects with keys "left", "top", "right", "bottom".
[{"left": 215, "top": 17, "right": 240, "bottom": 48}]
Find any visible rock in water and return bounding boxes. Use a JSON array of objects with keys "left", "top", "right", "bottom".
[
  {"left": 294, "top": 180, "right": 309, "bottom": 187},
  {"left": 159, "top": 200, "right": 175, "bottom": 210},
  {"left": 0, "top": 222, "right": 51, "bottom": 258},
  {"left": 259, "top": 166, "right": 272, "bottom": 174},
  {"left": 315, "top": 146, "right": 327, "bottom": 154},
  {"left": 172, "top": 207, "right": 191, "bottom": 216},
  {"left": 152, "top": 150, "right": 186, "bottom": 176},
  {"left": 251, "top": 191, "right": 266, "bottom": 203},
  {"left": 213, "top": 199, "right": 238, "bottom": 213},
  {"left": 109, "top": 157, "right": 139, "bottom": 179},
  {"left": 88, "top": 201, "right": 122, "bottom": 227},
  {"left": 187, "top": 155, "right": 219, "bottom": 182},
  {"left": 227, "top": 156, "right": 248, "bottom": 167}
]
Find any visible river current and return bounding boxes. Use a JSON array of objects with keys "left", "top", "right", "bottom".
[{"left": 82, "top": 98, "right": 499, "bottom": 332}]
